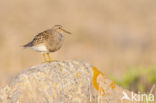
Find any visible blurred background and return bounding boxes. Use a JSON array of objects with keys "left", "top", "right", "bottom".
[{"left": 0, "top": 0, "right": 156, "bottom": 93}]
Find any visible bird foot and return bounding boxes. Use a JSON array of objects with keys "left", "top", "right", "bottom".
[{"left": 42, "top": 60, "right": 58, "bottom": 63}]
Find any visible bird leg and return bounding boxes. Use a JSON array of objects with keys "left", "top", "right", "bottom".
[
  {"left": 47, "top": 53, "right": 52, "bottom": 62},
  {"left": 42, "top": 53, "right": 47, "bottom": 62}
]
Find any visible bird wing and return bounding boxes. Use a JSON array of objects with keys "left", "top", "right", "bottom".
[{"left": 32, "top": 31, "right": 50, "bottom": 46}]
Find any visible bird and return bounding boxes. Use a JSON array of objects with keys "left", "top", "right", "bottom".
[{"left": 23, "top": 25, "right": 71, "bottom": 62}]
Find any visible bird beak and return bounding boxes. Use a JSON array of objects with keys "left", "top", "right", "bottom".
[{"left": 61, "top": 28, "right": 72, "bottom": 34}]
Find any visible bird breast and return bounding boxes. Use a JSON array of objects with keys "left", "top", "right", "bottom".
[{"left": 47, "top": 33, "right": 64, "bottom": 52}]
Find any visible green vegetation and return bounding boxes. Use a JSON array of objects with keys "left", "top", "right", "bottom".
[{"left": 109, "top": 66, "right": 156, "bottom": 92}]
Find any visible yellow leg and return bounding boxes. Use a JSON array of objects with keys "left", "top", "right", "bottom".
[
  {"left": 47, "top": 53, "right": 52, "bottom": 62},
  {"left": 42, "top": 53, "right": 47, "bottom": 62}
]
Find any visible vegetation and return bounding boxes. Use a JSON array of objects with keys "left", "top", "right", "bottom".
[{"left": 110, "top": 66, "right": 156, "bottom": 92}]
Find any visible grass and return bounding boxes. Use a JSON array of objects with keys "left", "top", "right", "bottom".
[{"left": 109, "top": 66, "right": 156, "bottom": 92}]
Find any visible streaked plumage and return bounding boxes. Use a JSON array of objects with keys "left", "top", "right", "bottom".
[{"left": 23, "top": 25, "right": 71, "bottom": 62}]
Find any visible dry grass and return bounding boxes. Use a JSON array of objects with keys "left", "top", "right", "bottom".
[{"left": 0, "top": 0, "right": 156, "bottom": 92}]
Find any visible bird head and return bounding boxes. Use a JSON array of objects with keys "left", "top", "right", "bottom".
[{"left": 53, "top": 25, "right": 71, "bottom": 34}]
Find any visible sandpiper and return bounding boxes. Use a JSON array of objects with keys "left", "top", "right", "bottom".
[{"left": 23, "top": 25, "right": 71, "bottom": 62}]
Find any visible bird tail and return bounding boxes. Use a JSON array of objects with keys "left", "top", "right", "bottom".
[{"left": 23, "top": 41, "right": 33, "bottom": 48}]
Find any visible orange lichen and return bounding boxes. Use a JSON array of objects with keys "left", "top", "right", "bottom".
[
  {"left": 110, "top": 81, "right": 116, "bottom": 89},
  {"left": 92, "top": 66, "right": 105, "bottom": 95},
  {"left": 76, "top": 73, "right": 81, "bottom": 77},
  {"left": 99, "top": 88, "right": 105, "bottom": 96}
]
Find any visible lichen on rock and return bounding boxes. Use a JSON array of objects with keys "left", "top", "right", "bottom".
[{"left": 0, "top": 60, "right": 138, "bottom": 103}]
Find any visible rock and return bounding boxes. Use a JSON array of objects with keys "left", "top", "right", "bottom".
[{"left": 0, "top": 60, "right": 141, "bottom": 103}]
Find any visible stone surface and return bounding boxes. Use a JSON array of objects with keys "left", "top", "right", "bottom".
[{"left": 0, "top": 61, "right": 141, "bottom": 103}]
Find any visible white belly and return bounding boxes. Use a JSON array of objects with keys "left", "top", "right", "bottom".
[{"left": 31, "top": 45, "right": 48, "bottom": 52}]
